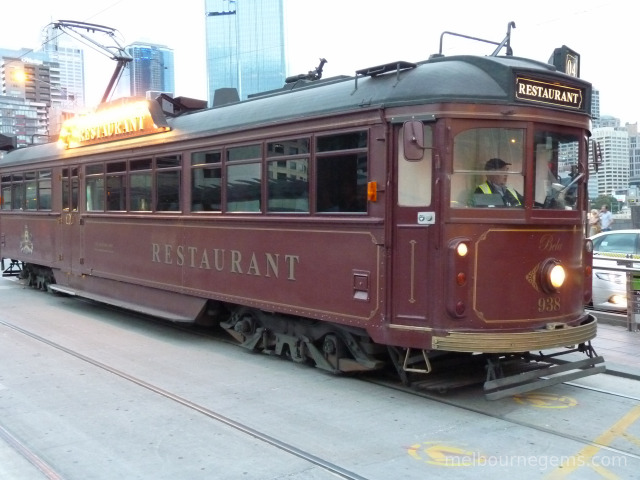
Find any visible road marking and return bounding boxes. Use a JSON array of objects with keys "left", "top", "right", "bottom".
[
  {"left": 546, "top": 403, "right": 640, "bottom": 479},
  {"left": 513, "top": 393, "right": 578, "bottom": 408},
  {"left": 408, "top": 442, "right": 482, "bottom": 467}
]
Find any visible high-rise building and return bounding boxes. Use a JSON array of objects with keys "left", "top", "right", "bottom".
[
  {"left": 0, "top": 49, "right": 64, "bottom": 146},
  {"left": 204, "top": 0, "right": 286, "bottom": 104},
  {"left": 590, "top": 124, "right": 630, "bottom": 198},
  {"left": 117, "top": 42, "right": 175, "bottom": 99},
  {"left": 42, "top": 25, "right": 86, "bottom": 108}
]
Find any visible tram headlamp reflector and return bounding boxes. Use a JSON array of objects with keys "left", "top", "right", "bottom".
[
  {"left": 549, "top": 264, "right": 566, "bottom": 289},
  {"left": 456, "top": 243, "right": 468, "bottom": 257}
]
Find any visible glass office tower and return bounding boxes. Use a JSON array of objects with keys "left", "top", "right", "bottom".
[
  {"left": 123, "top": 42, "right": 175, "bottom": 99},
  {"left": 205, "top": 0, "right": 285, "bottom": 103}
]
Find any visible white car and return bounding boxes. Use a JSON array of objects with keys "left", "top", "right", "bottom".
[{"left": 590, "top": 229, "right": 640, "bottom": 312}]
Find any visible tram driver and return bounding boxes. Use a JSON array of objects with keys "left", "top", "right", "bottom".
[{"left": 474, "top": 158, "right": 524, "bottom": 207}]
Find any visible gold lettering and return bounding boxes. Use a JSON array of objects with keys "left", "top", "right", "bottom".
[
  {"left": 265, "top": 253, "right": 279, "bottom": 278},
  {"left": 187, "top": 246, "right": 197, "bottom": 268},
  {"left": 176, "top": 245, "right": 184, "bottom": 266},
  {"left": 285, "top": 255, "right": 299, "bottom": 280},
  {"left": 231, "top": 250, "right": 242, "bottom": 273},
  {"left": 200, "top": 249, "right": 210, "bottom": 269},
  {"left": 247, "top": 253, "right": 261, "bottom": 276},
  {"left": 213, "top": 249, "right": 225, "bottom": 271}
]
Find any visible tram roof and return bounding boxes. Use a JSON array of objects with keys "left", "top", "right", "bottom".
[{"left": 0, "top": 54, "right": 591, "bottom": 167}]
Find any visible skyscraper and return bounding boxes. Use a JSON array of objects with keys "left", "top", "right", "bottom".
[
  {"left": 42, "top": 25, "right": 86, "bottom": 108},
  {"left": 119, "top": 42, "right": 175, "bottom": 99},
  {"left": 204, "top": 0, "right": 286, "bottom": 104}
]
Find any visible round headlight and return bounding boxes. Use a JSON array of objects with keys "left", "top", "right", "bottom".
[
  {"left": 538, "top": 258, "right": 565, "bottom": 293},
  {"left": 549, "top": 264, "right": 566, "bottom": 289}
]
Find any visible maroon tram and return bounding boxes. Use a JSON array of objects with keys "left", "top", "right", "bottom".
[{"left": 0, "top": 27, "right": 604, "bottom": 398}]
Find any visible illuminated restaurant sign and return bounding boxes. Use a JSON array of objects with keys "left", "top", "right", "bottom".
[
  {"left": 515, "top": 77, "right": 584, "bottom": 110},
  {"left": 58, "top": 99, "right": 170, "bottom": 149}
]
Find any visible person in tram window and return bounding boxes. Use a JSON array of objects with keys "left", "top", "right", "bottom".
[{"left": 474, "top": 158, "right": 524, "bottom": 207}]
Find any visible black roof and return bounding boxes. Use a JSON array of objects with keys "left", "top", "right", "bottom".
[{"left": 0, "top": 54, "right": 592, "bottom": 167}]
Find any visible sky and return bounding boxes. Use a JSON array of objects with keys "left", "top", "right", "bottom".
[{"left": 1, "top": 0, "right": 637, "bottom": 124}]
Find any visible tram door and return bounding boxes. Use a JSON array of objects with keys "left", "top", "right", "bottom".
[
  {"left": 58, "top": 166, "right": 82, "bottom": 278},
  {"left": 391, "top": 122, "right": 436, "bottom": 326}
]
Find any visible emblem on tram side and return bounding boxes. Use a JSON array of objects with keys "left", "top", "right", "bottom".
[{"left": 19, "top": 225, "right": 33, "bottom": 255}]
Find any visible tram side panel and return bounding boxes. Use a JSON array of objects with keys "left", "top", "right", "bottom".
[
  {"left": 74, "top": 216, "right": 386, "bottom": 327},
  {"left": 1, "top": 214, "right": 60, "bottom": 275}
]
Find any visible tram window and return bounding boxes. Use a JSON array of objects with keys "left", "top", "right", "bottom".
[
  {"left": 398, "top": 124, "right": 432, "bottom": 206},
  {"left": 130, "top": 173, "right": 152, "bottom": 211},
  {"left": 227, "top": 162, "right": 261, "bottom": 212},
  {"left": 267, "top": 138, "right": 309, "bottom": 157},
  {"left": 317, "top": 132, "right": 367, "bottom": 152},
  {"left": 12, "top": 173, "right": 24, "bottom": 210},
  {"left": 24, "top": 172, "right": 37, "bottom": 210},
  {"left": 228, "top": 144, "right": 261, "bottom": 162},
  {"left": 106, "top": 175, "right": 126, "bottom": 211},
  {"left": 191, "top": 151, "right": 222, "bottom": 212},
  {"left": 316, "top": 154, "right": 367, "bottom": 213},
  {"left": 533, "top": 131, "right": 581, "bottom": 210},
  {"left": 130, "top": 158, "right": 152, "bottom": 171},
  {"left": 1, "top": 177, "right": 10, "bottom": 209},
  {"left": 157, "top": 171, "right": 181, "bottom": 211},
  {"left": 192, "top": 150, "right": 221, "bottom": 166},
  {"left": 157, "top": 155, "right": 181, "bottom": 168},
  {"left": 86, "top": 164, "right": 105, "bottom": 212},
  {"left": 267, "top": 158, "right": 309, "bottom": 212},
  {"left": 86, "top": 177, "right": 105, "bottom": 211},
  {"left": 38, "top": 170, "right": 52, "bottom": 210},
  {"left": 107, "top": 161, "right": 126, "bottom": 173},
  {"left": 63, "top": 167, "right": 79, "bottom": 212},
  {"left": 451, "top": 128, "right": 524, "bottom": 208}
]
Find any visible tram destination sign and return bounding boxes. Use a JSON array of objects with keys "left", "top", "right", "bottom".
[{"left": 515, "top": 76, "right": 584, "bottom": 110}]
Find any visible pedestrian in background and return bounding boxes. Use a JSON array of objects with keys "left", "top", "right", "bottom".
[
  {"left": 588, "top": 209, "right": 601, "bottom": 236},
  {"left": 599, "top": 204, "right": 614, "bottom": 232}
]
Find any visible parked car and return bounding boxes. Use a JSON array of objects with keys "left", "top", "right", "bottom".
[{"left": 590, "top": 229, "right": 640, "bottom": 312}]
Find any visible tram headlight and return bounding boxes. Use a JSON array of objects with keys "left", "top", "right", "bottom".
[
  {"left": 549, "top": 264, "right": 566, "bottom": 288},
  {"left": 539, "top": 258, "right": 565, "bottom": 293}
]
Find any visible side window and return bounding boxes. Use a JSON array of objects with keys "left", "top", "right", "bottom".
[
  {"left": 86, "top": 164, "right": 105, "bottom": 212},
  {"left": 398, "top": 124, "right": 432, "bottom": 206},
  {"left": 156, "top": 155, "right": 181, "bottom": 211},
  {"left": 267, "top": 138, "right": 309, "bottom": 213},
  {"left": 316, "top": 131, "right": 367, "bottom": 213},
  {"left": 1, "top": 175, "right": 11, "bottom": 210},
  {"left": 38, "top": 170, "right": 52, "bottom": 210},
  {"left": 451, "top": 128, "right": 524, "bottom": 208},
  {"left": 226, "top": 144, "right": 261, "bottom": 212},
  {"left": 130, "top": 158, "right": 152, "bottom": 211},
  {"left": 191, "top": 150, "right": 222, "bottom": 212},
  {"left": 106, "top": 162, "right": 127, "bottom": 211}
]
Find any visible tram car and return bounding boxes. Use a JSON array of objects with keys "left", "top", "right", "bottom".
[{"left": 0, "top": 26, "right": 604, "bottom": 398}]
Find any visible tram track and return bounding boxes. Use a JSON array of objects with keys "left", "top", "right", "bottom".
[
  {"left": 0, "top": 318, "right": 369, "bottom": 480},
  {"left": 2, "top": 296, "right": 639, "bottom": 476},
  {"left": 363, "top": 376, "right": 640, "bottom": 463}
]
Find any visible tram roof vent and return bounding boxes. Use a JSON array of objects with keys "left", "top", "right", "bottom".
[
  {"left": 155, "top": 94, "right": 208, "bottom": 117},
  {"left": 353, "top": 61, "right": 417, "bottom": 89}
]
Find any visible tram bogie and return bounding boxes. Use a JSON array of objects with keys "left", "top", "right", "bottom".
[{"left": 0, "top": 26, "right": 605, "bottom": 399}]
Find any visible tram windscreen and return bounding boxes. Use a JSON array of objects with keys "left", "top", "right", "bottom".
[
  {"left": 451, "top": 127, "right": 524, "bottom": 208},
  {"left": 533, "top": 131, "right": 581, "bottom": 210},
  {"left": 450, "top": 127, "right": 582, "bottom": 210}
]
